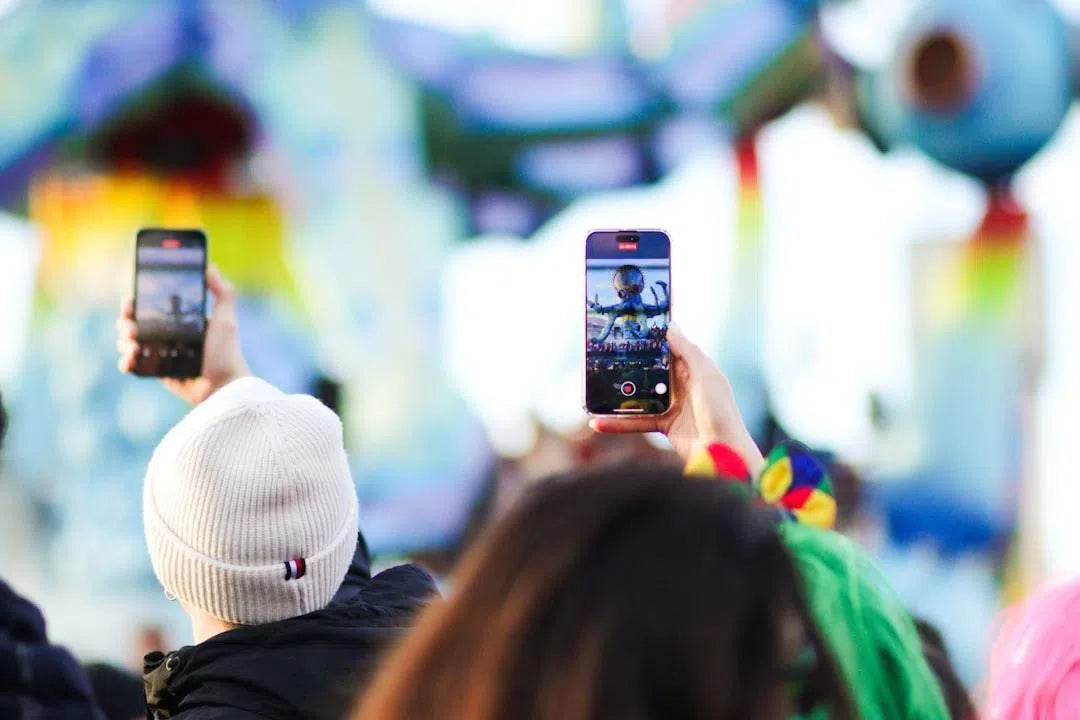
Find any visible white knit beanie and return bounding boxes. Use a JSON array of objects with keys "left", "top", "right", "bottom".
[{"left": 143, "top": 377, "right": 358, "bottom": 625}]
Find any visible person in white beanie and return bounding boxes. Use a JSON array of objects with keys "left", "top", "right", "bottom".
[{"left": 117, "top": 267, "right": 437, "bottom": 720}]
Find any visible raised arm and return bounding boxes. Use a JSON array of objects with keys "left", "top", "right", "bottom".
[{"left": 590, "top": 323, "right": 763, "bottom": 473}]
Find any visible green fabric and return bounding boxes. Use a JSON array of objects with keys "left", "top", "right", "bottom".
[{"left": 781, "top": 523, "right": 950, "bottom": 720}]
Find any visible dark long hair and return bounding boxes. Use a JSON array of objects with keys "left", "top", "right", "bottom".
[
  {"left": 914, "top": 618, "right": 977, "bottom": 720},
  {"left": 355, "top": 464, "right": 855, "bottom": 720}
]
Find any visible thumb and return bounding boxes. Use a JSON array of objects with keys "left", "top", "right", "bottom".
[{"left": 206, "top": 265, "right": 238, "bottom": 320}]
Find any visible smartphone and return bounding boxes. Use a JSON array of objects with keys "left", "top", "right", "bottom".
[
  {"left": 133, "top": 228, "right": 208, "bottom": 378},
  {"left": 585, "top": 230, "right": 672, "bottom": 416}
]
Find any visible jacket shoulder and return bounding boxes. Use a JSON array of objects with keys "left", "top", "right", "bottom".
[
  {"left": 330, "top": 562, "right": 438, "bottom": 613},
  {"left": 372, "top": 563, "right": 438, "bottom": 600},
  {"left": 0, "top": 580, "right": 103, "bottom": 719}
]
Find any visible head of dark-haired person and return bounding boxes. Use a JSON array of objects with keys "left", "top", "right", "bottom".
[{"left": 355, "top": 463, "right": 855, "bottom": 720}]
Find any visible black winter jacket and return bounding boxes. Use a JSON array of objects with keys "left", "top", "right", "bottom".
[
  {"left": 0, "top": 579, "right": 105, "bottom": 719},
  {"left": 143, "top": 534, "right": 437, "bottom": 719}
]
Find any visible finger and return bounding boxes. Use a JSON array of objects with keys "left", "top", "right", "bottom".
[
  {"left": 117, "top": 346, "right": 137, "bottom": 373},
  {"left": 206, "top": 264, "right": 236, "bottom": 305},
  {"left": 665, "top": 322, "right": 700, "bottom": 360},
  {"left": 205, "top": 265, "right": 239, "bottom": 331},
  {"left": 116, "top": 334, "right": 138, "bottom": 355},
  {"left": 118, "top": 336, "right": 138, "bottom": 357},
  {"left": 116, "top": 297, "right": 136, "bottom": 339},
  {"left": 116, "top": 316, "right": 137, "bottom": 343},
  {"left": 589, "top": 417, "right": 663, "bottom": 434},
  {"left": 162, "top": 378, "right": 184, "bottom": 394},
  {"left": 666, "top": 323, "right": 712, "bottom": 372}
]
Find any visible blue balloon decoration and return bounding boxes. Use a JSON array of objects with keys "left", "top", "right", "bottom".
[{"left": 867, "top": 0, "right": 1073, "bottom": 181}]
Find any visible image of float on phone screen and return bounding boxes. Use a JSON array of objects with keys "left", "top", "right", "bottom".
[
  {"left": 136, "top": 245, "right": 206, "bottom": 341},
  {"left": 586, "top": 259, "right": 670, "bottom": 413}
]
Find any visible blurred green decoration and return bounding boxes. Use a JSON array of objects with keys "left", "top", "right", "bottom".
[
  {"left": 651, "top": 0, "right": 825, "bottom": 134},
  {"left": 419, "top": 87, "right": 660, "bottom": 235},
  {"left": 369, "top": 0, "right": 830, "bottom": 237}
]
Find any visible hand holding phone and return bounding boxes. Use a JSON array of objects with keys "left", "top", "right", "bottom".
[
  {"left": 118, "top": 250, "right": 250, "bottom": 405},
  {"left": 590, "top": 324, "right": 764, "bottom": 472}
]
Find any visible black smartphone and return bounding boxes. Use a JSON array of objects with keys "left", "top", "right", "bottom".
[
  {"left": 133, "top": 228, "right": 208, "bottom": 378},
  {"left": 585, "top": 230, "right": 672, "bottom": 416}
]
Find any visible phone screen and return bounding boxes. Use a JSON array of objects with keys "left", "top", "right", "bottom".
[
  {"left": 585, "top": 230, "right": 671, "bottom": 415},
  {"left": 133, "top": 228, "right": 207, "bottom": 378}
]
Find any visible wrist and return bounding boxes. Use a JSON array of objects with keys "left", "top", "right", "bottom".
[
  {"left": 731, "top": 431, "right": 765, "bottom": 476},
  {"left": 212, "top": 368, "right": 251, "bottom": 396},
  {"left": 192, "top": 367, "right": 251, "bottom": 405},
  {"left": 697, "top": 431, "right": 763, "bottom": 476}
]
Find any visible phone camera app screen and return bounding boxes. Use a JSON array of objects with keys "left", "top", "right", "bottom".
[
  {"left": 586, "top": 233, "right": 670, "bottom": 415},
  {"left": 136, "top": 241, "right": 206, "bottom": 342}
]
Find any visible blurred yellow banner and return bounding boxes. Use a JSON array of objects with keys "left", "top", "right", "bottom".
[{"left": 29, "top": 172, "right": 300, "bottom": 308}]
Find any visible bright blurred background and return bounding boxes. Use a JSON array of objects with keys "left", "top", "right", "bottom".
[{"left": 3, "top": 0, "right": 1080, "bottom": 691}]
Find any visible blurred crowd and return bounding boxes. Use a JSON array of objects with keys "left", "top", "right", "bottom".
[{"left": 2, "top": 266, "right": 1077, "bottom": 720}]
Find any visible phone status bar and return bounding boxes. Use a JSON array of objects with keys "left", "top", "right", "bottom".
[{"left": 137, "top": 246, "right": 205, "bottom": 265}]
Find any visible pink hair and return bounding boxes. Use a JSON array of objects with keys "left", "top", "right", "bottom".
[{"left": 987, "top": 578, "right": 1080, "bottom": 719}]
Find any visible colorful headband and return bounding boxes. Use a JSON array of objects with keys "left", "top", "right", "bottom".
[{"left": 684, "top": 441, "right": 837, "bottom": 530}]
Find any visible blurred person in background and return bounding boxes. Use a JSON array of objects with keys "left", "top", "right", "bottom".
[
  {"left": 116, "top": 268, "right": 438, "bottom": 719},
  {"left": 0, "top": 393, "right": 105, "bottom": 719},
  {"left": 84, "top": 663, "right": 144, "bottom": 720},
  {"left": 985, "top": 576, "right": 1080, "bottom": 719},
  {"left": 355, "top": 329, "right": 857, "bottom": 720},
  {"left": 0, "top": 578, "right": 105, "bottom": 719}
]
